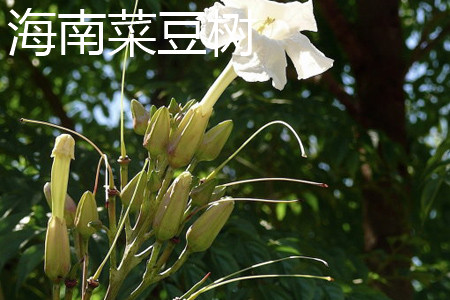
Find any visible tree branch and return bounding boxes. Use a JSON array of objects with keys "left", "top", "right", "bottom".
[{"left": 316, "top": 0, "right": 366, "bottom": 67}]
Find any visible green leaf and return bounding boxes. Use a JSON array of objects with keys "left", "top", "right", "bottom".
[
  {"left": 420, "top": 177, "right": 443, "bottom": 220},
  {"left": 15, "top": 244, "right": 45, "bottom": 293},
  {"left": 322, "top": 283, "right": 345, "bottom": 300},
  {"left": 0, "top": 212, "right": 27, "bottom": 234},
  {"left": 0, "top": 229, "right": 35, "bottom": 272}
]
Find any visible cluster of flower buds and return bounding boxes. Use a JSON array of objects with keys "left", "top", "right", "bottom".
[
  {"left": 131, "top": 98, "right": 233, "bottom": 169},
  {"left": 127, "top": 99, "right": 236, "bottom": 253}
]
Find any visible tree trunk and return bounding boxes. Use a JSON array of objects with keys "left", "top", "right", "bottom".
[
  {"left": 356, "top": 1, "right": 412, "bottom": 299},
  {"left": 318, "top": 0, "right": 413, "bottom": 298}
]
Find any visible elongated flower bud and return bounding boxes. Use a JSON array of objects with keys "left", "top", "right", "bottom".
[
  {"left": 196, "top": 120, "right": 233, "bottom": 162},
  {"left": 44, "top": 216, "right": 71, "bottom": 282},
  {"left": 43, "top": 182, "right": 77, "bottom": 228},
  {"left": 120, "top": 171, "right": 148, "bottom": 213},
  {"left": 74, "top": 191, "right": 99, "bottom": 238},
  {"left": 143, "top": 106, "right": 170, "bottom": 157},
  {"left": 147, "top": 170, "right": 162, "bottom": 193},
  {"left": 210, "top": 185, "right": 227, "bottom": 202},
  {"left": 51, "top": 134, "right": 75, "bottom": 219},
  {"left": 180, "top": 99, "right": 197, "bottom": 114},
  {"left": 168, "top": 103, "right": 212, "bottom": 168},
  {"left": 131, "top": 99, "right": 150, "bottom": 135},
  {"left": 168, "top": 98, "right": 181, "bottom": 115},
  {"left": 186, "top": 200, "right": 234, "bottom": 252},
  {"left": 190, "top": 179, "right": 217, "bottom": 207},
  {"left": 153, "top": 172, "right": 192, "bottom": 241},
  {"left": 149, "top": 105, "right": 157, "bottom": 117}
]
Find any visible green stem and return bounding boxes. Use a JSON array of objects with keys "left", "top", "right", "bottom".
[
  {"left": 81, "top": 239, "right": 89, "bottom": 300},
  {"left": 199, "top": 61, "right": 237, "bottom": 114},
  {"left": 152, "top": 208, "right": 191, "bottom": 274},
  {"left": 83, "top": 286, "right": 93, "bottom": 300},
  {"left": 146, "top": 167, "right": 174, "bottom": 229},
  {"left": 125, "top": 215, "right": 132, "bottom": 243},
  {"left": 91, "top": 160, "right": 149, "bottom": 281},
  {"left": 131, "top": 187, "right": 152, "bottom": 240},
  {"left": 151, "top": 246, "right": 191, "bottom": 284},
  {"left": 146, "top": 242, "right": 163, "bottom": 278},
  {"left": 186, "top": 158, "right": 198, "bottom": 173},
  {"left": 118, "top": 155, "right": 131, "bottom": 190},
  {"left": 152, "top": 241, "right": 176, "bottom": 274},
  {"left": 118, "top": 0, "right": 140, "bottom": 158},
  {"left": 107, "top": 192, "right": 118, "bottom": 270},
  {"left": 64, "top": 286, "right": 74, "bottom": 300},
  {"left": 52, "top": 283, "right": 60, "bottom": 300},
  {"left": 127, "top": 242, "right": 163, "bottom": 300}
]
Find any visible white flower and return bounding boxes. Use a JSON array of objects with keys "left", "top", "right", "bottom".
[{"left": 199, "top": 0, "right": 333, "bottom": 90}]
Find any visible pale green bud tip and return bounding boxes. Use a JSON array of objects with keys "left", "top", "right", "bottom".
[
  {"left": 153, "top": 171, "right": 192, "bottom": 241},
  {"left": 74, "top": 191, "right": 100, "bottom": 238},
  {"left": 120, "top": 171, "right": 147, "bottom": 213},
  {"left": 143, "top": 106, "right": 170, "bottom": 156},
  {"left": 44, "top": 216, "right": 71, "bottom": 282},
  {"left": 131, "top": 99, "right": 150, "bottom": 135},
  {"left": 190, "top": 179, "right": 217, "bottom": 207},
  {"left": 168, "top": 104, "right": 212, "bottom": 168},
  {"left": 51, "top": 134, "right": 75, "bottom": 159},
  {"left": 186, "top": 200, "right": 234, "bottom": 253},
  {"left": 196, "top": 120, "right": 233, "bottom": 162},
  {"left": 168, "top": 98, "right": 181, "bottom": 114}
]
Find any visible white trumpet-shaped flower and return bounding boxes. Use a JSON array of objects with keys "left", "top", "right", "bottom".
[{"left": 199, "top": 0, "right": 333, "bottom": 90}]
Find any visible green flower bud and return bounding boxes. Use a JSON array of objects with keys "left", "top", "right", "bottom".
[
  {"left": 190, "top": 179, "right": 217, "bottom": 207},
  {"left": 131, "top": 99, "right": 150, "bottom": 135},
  {"left": 51, "top": 134, "right": 75, "bottom": 219},
  {"left": 147, "top": 170, "right": 162, "bottom": 193},
  {"left": 153, "top": 172, "right": 192, "bottom": 241},
  {"left": 143, "top": 106, "right": 170, "bottom": 157},
  {"left": 168, "top": 98, "right": 181, "bottom": 115},
  {"left": 186, "top": 200, "right": 234, "bottom": 253},
  {"left": 149, "top": 105, "right": 157, "bottom": 117},
  {"left": 168, "top": 104, "right": 212, "bottom": 169},
  {"left": 74, "top": 191, "right": 100, "bottom": 238},
  {"left": 210, "top": 186, "right": 227, "bottom": 202},
  {"left": 43, "top": 182, "right": 77, "bottom": 228},
  {"left": 180, "top": 99, "right": 196, "bottom": 114},
  {"left": 120, "top": 171, "right": 148, "bottom": 213},
  {"left": 196, "top": 120, "right": 233, "bottom": 162},
  {"left": 44, "top": 216, "right": 71, "bottom": 282}
]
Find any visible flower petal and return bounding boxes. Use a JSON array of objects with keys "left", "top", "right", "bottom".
[
  {"left": 223, "top": 0, "right": 317, "bottom": 35},
  {"left": 199, "top": 2, "right": 246, "bottom": 50},
  {"left": 283, "top": 33, "right": 333, "bottom": 80},
  {"left": 232, "top": 33, "right": 287, "bottom": 90}
]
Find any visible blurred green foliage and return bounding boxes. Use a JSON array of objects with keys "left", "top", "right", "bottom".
[{"left": 0, "top": 0, "right": 449, "bottom": 299}]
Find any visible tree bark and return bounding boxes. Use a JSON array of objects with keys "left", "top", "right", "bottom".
[{"left": 318, "top": 0, "right": 413, "bottom": 299}]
